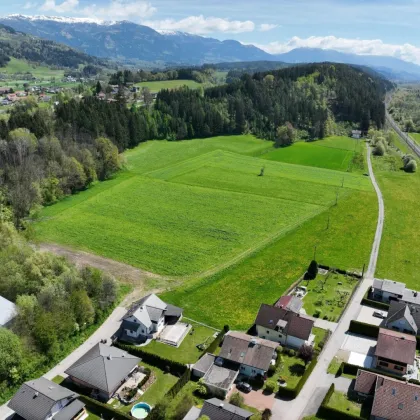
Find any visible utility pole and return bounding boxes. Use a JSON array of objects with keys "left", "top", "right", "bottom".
[
  {"left": 313, "top": 245, "right": 317, "bottom": 261},
  {"left": 341, "top": 176, "right": 344, "bottom": 188},
  {"left": 326, "top": 213, "right": 330, "bottom": 230},
  {"left": 362, "top": 263, "right": 365, "bottom": 279},
  {"left": 335, "top": 190, "right": 339, "bottom": 206}
]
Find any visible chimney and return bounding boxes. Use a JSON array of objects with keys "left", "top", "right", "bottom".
[
  {"left": 108, "top": 355, "right": 112, "bottom": 360},
  {"left": 219, "top": 403, "right": 224, "bottom": 409}
]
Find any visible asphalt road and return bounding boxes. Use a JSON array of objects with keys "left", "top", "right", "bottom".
[{"left": 272, "top": 144, "right": 385, "bottom": 419}]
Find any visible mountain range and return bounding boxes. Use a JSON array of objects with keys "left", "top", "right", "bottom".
[{"left": 1, "top": 15, "right": 420, "bottom": 81}]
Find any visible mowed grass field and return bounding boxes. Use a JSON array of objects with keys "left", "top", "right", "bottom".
[
  {"left": 373, "top": 153, "right": 420, "bottom": 289},
  {"left": 0, "top": 58, "right": 65, "bottom": 78},
  {"left": 134, "top": 79, "right": 201, "bottom": 92},
  {"left": 261, "top": 136, "right": 363, "bottom": 172},
  {"left": 34, "top": 135, "right": 371, "bottom": 279},
  {"left": 410, "top": 133, "right": 420, "bottom": 145}
]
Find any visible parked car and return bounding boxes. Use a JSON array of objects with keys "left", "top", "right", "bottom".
[
  {"left": 373, "top": 311, "right": 386, "bottom": 319},
  {"left": 237, "top": 382, "right": 252, "bottom": 393}
]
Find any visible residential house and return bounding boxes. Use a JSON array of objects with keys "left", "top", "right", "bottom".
[
  {"left": 8, "top": 377, "right": 86, "bottom": 420},
  {"left": 0, "top": 87, "right": 12, "bottom": 94},
  {"left": 373, "top": 328, "right": 416, "bottom": 376},
  {"left": 183, "top": 398, "right": 253, "bottom": 420},
  {"left": 97, "top": 92, "right": 106, "bottom": 100},
  {"left": 219, "top": 331, "right": 278, "bottom": 379},
  {"left": 274, "top": 295, "right": 303, "bottom": 313},
  {"left": 6, "top": 93, "right": 17, "bottom": 102},
  {"left": 371, "top": 279, "right": 405, "bottom": 303},
  {"left": 121, "top": 293, "right": 182, "bottom": 340},
  {"left": 355, "top": 369, "right": 420, "bottom": 420},
  {"left": 352, "top": 130, "right": 362, "bottom": 139},
  {"left": 0, "top": 295, "right": 16, "bottom": 327},
  {"left": 254, "top": 303, "right": 314, "bottom": 348},
  {"left": 65, "top": 343, "right": 140, "bottom": 401},
  {"left": 384, "top": 301, "right": 420, "bottom": 335}
]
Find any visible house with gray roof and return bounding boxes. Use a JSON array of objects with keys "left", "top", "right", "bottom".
[
  {"left": 183, "top": 398, "right": 253, "bottom": 420},
  {"left": 384, "top": 301, "right": 420, "bottom": 335},
  {"left": 8, "top": 377, "right": 85, "bottom": 420},
  {"left": 121, "top": 294, "right": 183, "bottom": 341},
  {"left": 0, "top": 295, "right": 16, "bottom": 327},
  {"left": 371, "top": 279, "right": 406, "bottom": 303},
  {"left": 65, "top": 343, "right": 140, "bottom": 401},
  {"left": 255, "top": 303, "right": 314, "bottom": 349}
]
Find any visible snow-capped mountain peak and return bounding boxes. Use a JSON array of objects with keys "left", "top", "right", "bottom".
[{"left": 4, "top": 14, "right": 115, "bottom": 25}]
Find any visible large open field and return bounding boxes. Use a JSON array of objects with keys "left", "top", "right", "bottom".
[
  {"left": 134, "top": 79, "right": 201, "bottom": 92},
  {"left": 34, "top": 135, "right": 377, "bottom": 328},
  {"left": 373, "top": 152, "right": 420, "bottom": 289},
  {"left": 34, "top": 135, "right": 372, "bottom": 279},
  {"left": 0, "top": 58, "right": 65, "bottom": 78}
]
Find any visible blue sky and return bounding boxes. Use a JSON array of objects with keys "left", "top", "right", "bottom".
[{"left": 4, "top": 0, "right": 420, "bottom": 63}]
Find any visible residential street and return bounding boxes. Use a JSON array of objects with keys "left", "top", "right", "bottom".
[{"left": 272, "top": 144, "right": 385, "bottom": 419}]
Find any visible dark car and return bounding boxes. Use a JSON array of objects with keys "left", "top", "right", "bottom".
[{"left": 237, "top": 382, "right": 252, "bottom": 393}]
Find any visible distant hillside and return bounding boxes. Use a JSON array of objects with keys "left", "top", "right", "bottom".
[
  {"left": 0, "top": 21, "right": 105, "bottom": 70},
  {"left": 275, "top": 48, "right": 420, "bottom": 82},
  {"left": 0, "top": 15, "right": 272, "bottom": 64}
]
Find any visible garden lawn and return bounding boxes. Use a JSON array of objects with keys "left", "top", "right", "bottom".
[
  {"left": 410, "top": 133, "right": 420, "bottom": 145},
  {"left": 301, "top": 272, "right": 359, "bottom": 321},
  {"left": 161, "top": 189, "right": 377, "bottom": 330},
  {"left": 328, "top": 391, "right": 368, "bottom": 418},
  {"left": 373, "top": 154, "right": 420, "bottom": 288},
  {"left": 140, "top": 322, "right": 217, "bottom": 364},
  {"left": 261, "top": 137, "right": 362, "bottom": 172},
  {"left": 271, "top": 354, "right": 306, "bottom": 390},
  {"left": 134, "top": 79, "right": 201, "bottom": 92}
]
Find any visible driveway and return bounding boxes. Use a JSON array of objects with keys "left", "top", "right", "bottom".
[
  {"left": 356, "top": 305, "right": 387, "bottom": 326},
  {"left": 341, "top": 333, "right": 377, "bottom": 356},
  {"left": 228, "top": 385, "right": 275, "bottom": 411}
]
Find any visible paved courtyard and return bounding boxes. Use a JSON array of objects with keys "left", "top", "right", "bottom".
[
  {"left": 341, "top": 333, "right": 377, "bottom": 355},
  {"left": 228, "top": 385, "right": 275, "bottom": 411},
  {"left": 356, "top": 305, "right": 387, "bottom": 326}
]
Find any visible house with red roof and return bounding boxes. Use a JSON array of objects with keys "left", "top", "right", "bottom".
[
  {"left": 355, "top": 369, "right": 420, "bottom": 420},
  {"left": 373, "top": 328, "right": 416, "bottom": 376},
  {"left": 254, "top": 303, "right": 314, "bottom": 349}
]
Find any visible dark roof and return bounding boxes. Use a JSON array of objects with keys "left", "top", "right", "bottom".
[
  {"left": 385, "top": 301, "right": 420, "bottom": 334},
  {"left": 255, "top": 303, "right": 314, "bottom": 340},
  {"left": 354, "top": 369, "right": 379, "bottom": 395},
  {"left": 8, "top": 378, "right": 78, "bottom": 420},
  {"left": 165, "top": 303, "right": 183, "bottom": 318},
  {"left": 219, "top": 331, "right": 277, "bottom": 371},
  {"left": 200, "top": 398, "right": 253, "bottom": 420},
  {"left": 52, "top": 399, "right": 85, "bottom": 420},
  {"left": 274, "top": 295, "right": 303, "bottom": 313},
  {"left": 375, "top": 328, "right": 416, "bottom": 365},
  {"left": 193, "top": 353, "right": 216, "bottom": 375},
  {"left": 372, "top": 374, "right": 420, "bottom": 420},
  {"left": 65, "top": 343, "right": 140, "bottom": 394}
]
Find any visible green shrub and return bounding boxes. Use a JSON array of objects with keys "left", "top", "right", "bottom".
[
  {"left": 373, "top": 142, "right": 385, "bottom": 156},
  {"left": 262, "top": 408, "right": 272, "bottom": 419},
  {"left": 404, "top": 159, "right": 417, "bottom": 173},
  {"left": 78, "top": 395, "right": 131, "bottom": 420},
  {"left": 289, "top": 349, "right": 296, "bottom": 357},
  {"left": 314, "top": 309, "right": 322, "bottom": 318},
  {"left": 305, "top": 260, "right": 318, "bottom": 280},
  {"left": 229, "top": 392, "right": 244, "bottom": 407},
  {"left": 264, "top": 379, "right": 277, "bottom": 394},
  {"left": 138, "top": 367, "right": 151, "bottom": 389}
]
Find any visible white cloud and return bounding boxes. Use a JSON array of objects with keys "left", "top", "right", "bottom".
[
  {"left": 40, "top": 0, "right": 79, "bottom": 13},
  {"left": 259, "top": 23, "right": 278, "bottom": 32},
  {"left": 255, "top": 36, "right": 420, "bottom": 65},
  {"left": 80, "top": 1, "right": 156, "bottom": 20},
  {"left": 23, "top": 1, "right": 37, "bottom": 9},
  {"left": 144, "top": 15, "right": 255, "bottom": 34}
]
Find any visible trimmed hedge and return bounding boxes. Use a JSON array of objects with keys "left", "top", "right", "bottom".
[
  {"left": 114, "top": 342, "right": 187, "bottom": 376},
  {"left": 166, "top": 368, "right": 191, "bottom": 399},
  {"left": 360, "top": 288, "right": 390, "bottom": 310},
  {"left": 138, "top": 367, "right": 151, "bottom": 389},
  {"left": 277, "top": 356, "right": 318, "bottom": 399},
  {"left": 203, "top": 331, "right": 225, "bottom": 357},
  {"left": 348, "top": 320, "right": 379, "bottom": 338},
  {"left": 79, "top": 395, "right": 132, "bottom": 420}
]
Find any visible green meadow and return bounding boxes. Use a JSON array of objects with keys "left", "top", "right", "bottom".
[
  {"left": 410, "top": 133, "right": 420, "bottom": 145},
  {"left": 34, "top": 135, "right": 377, "bottom": 327},
  {"left": 134, "top": 79, "right": 201, "bottom": 92},
  {"left": 0, "top": 58, "right": 65, "bottom": 78}
]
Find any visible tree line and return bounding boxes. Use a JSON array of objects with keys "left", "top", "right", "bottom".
[{"left": 0, "top": 219, "right": 120, "bottom": 403}]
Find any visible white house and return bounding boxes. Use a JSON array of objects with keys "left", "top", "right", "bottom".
[
  {"left": 121, "top": 294, "right": 183, "bottom": 340},
  {"left": 255, "top": 303, "right": 314, "bottom": 349},
  {"left": 371, "top": 279, "right": 405, "bottom": 303},
  {"left": 0, "top": 295, "right": 16, "bottom": 327}
]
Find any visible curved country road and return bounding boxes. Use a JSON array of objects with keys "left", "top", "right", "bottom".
[{"left": 272, "top": 143, "right": 385, "bottom": 419}]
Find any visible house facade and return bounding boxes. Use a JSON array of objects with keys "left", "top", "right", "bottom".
[
  {"left": 8, "top": 377, "right": 86, "bottom": 420},
  {"left": 372, "top": 279, "right": 405, "bottom": 303},
  {"left": 373, "top": 329, "right": 416, "bottom": 376},
  {"left": 255, "top": 303, "right": 314, "bottom": 349},
  {"left": 121, "top": 294, "right": 182, "bottom": 340},
  {"left": 384, "top": 301, "right": 420, "bottom": 336}
]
